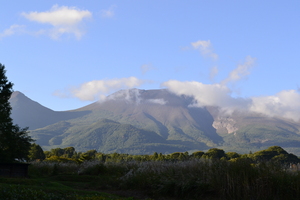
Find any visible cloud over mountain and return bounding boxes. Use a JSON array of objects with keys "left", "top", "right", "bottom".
[
  {"left": 161, "top": 55, "right": 300, "bottom": 121},
  {"left": 161, "top": 80, "right": 251, "bottom": 114},
  {"left": 250, "top": 90, "right": 300, "bottom": 121},
  {"left": 162, "top": 80, "right": 300, "bottom": 121},
  {"left": 68, "top": 77, "right": 146, "bottom": 101}
]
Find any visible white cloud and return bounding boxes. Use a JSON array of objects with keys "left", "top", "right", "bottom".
[
  {"left": 100, "top": 5, "right": 115, "bottom": 18},
  {"left": 191, "top": 40, "right": 218, "bottom": 60},
  {"left": 21, "top": 5, "right": 92, "bottom": 39},
  {"left": 66, "top": 77, "right": 146, "bottom": 101},
  {"left": 0, "top": 25, "right": 25, "bottom": 40},
  {"left": 147, "top": 98, "right": 167, "bottom": 105},
  {"left": 107, "top": 88, "right": 142, "bottom": 103},
  {"left": 161, "top": 80, "right": 250, "bottom": 114},
  {"left": 106, "top": 91, "right": 167, "bottom": 105},
  {"left": 162, "top": 79, "right": 300, "bottom": 121},
  {"left": 250, "top": 90, "right": 300, "bottom": 121},
  {"left": 221, "top": 56, "right": 256, "bottom": 85}
]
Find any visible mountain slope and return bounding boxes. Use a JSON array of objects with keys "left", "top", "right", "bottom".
[
  {"left": 74, "top": 89, "right": 223, "bottom": 145},
  {"left": 208, "top": 107, "right": 300, "bottom": 153},
  {"left": 9, "top": 90, "right": 300, "bottom": 155},
  {"left": 30, "top": 118, "right": 193, "bottom": 153},
  {"left": 9, "top": 91, "right": 90, "bottom": 129}
]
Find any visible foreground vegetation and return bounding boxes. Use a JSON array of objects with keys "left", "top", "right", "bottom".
[
  {"left": 26, "top": 157, "right": 300, "bottom": 200},
  {"left": 2, "top": 145, "right": 300, "bottom": 200},
  {"left": 0, "top": 173, "right": 135, "bottom": 200}
]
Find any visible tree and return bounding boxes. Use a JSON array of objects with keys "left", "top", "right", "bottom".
[
  {"left": 252, "top": 146, "right": 300, "bottom": 164},
  {"left": 50, "top": 148, "right": 65, "bottom": 157},
  {"left": 63, "top": 147, "right": 76, "bottom": 158},
  {"left": 203, "top": 148, "right": 226, "bottom": 159},
  {"left": 191, "top": 151, "right": 204, "bottom": 158},
  {"left": 0, "top": 63, "right": 33, "bottom": 162},
  {"left": 226, "top": 152, "right": 240, "bottom": 160},
  {"left": 28, "top": 143, "right": 45, "bottom": 161}
]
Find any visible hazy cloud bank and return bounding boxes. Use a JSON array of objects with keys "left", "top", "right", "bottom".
[
  {"left": 0, "top": 25, "right": 26, "bottom": 40},
  {"left": 140, "top": 64, "right": 156, "bottom": 75},
  {"left": 100, "top": 5, "right": 116, "bottom": 18}
]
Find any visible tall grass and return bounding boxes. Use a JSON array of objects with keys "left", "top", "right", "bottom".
[
  {"left": 28, "top": 161, "right": 80, "bottom": 177},
  {"left": 28, "top": 159, "right": 300, "bottom": 200}
]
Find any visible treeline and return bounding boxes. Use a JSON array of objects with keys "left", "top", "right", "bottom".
[
  {"left": 28, "top": 145, "right": 300, "bottom": 200},
  {"left": 29, "top": 144, "right": 300, "bottom": 164},
  {"left": 27, "top": 145, "right": 300, "bottom": 199}
]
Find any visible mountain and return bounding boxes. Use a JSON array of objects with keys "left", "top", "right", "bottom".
[
  {"left": 9, "top": 90, "right": 300, "bottom": 155},
  {"left": 9, "top": 91, "right": 90, "bottom": 129},
  {"left": 208, "top": 107, "right": 300, "bottom": 153}
]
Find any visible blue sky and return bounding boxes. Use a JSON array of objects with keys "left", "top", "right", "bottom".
[{"left": 1, "top": 1, "right": 300, "bottom": 120}]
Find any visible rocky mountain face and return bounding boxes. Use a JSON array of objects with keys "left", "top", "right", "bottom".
[{"left": 9, "top": 89, "right": 300, "bottom": 155}]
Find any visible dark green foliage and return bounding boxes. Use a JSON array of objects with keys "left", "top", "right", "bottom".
[
  {"left": 40, "top": 145, "right": 299, "bottom": 166},
  {"left": 272, "top": 153, "right": 299, "bottom": 164},
  {"left": 203, "top": 148, "right": 226, "bottom": 159},
  {"left": 0, "top": 63, "right": 33, "bottom": 162},
  {"left": 28, "top": 143, "right": 46, "bottom": 161},
  {"left": 226, "top": 152, "right": 240, "bottom": 160},
  {"left": 63, "top": 147, "right": 77, "bottom": 158},
  {"left": 45, "top": 147, "right": 78, "bottom": 158},
  {"left": 252, "top": 146, "right": 300, "bottom": 164},
  {"left": 170, "top": 152, "right": 182, "bottom": 159},
  {"left": 191, "top": 150, "right": 204, "bottom": 158},
  {"left": 78, "top": 152, "right": 96, "bottom": 163},
  {"left": 49, "top": 148, "right": 66, "bottom": 157}
]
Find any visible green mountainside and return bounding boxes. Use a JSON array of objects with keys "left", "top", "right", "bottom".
[{"left": 9, "top": 89, "right": 300, "bottom": 155}]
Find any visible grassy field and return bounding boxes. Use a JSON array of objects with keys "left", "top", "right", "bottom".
[
  {"left": 0, "top": 174, "right": 138, "bottom": 200},
  {"left": 1, "top": 158, "right": 299, "bottom": 200}
]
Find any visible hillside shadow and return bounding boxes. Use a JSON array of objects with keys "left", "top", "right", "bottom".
[
  {"left": 143, "top": 112, "right": 169, "bottom": 139},
  {"left": 15, "top": 110, "right": 91, "bottom": 130},
  {"left": 188, "top": 107, "right": 224, "bottom": 144}
]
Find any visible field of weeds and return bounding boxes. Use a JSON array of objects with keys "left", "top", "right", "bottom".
[{"left": 23, "top": 158, "right": 300, "bottom": 200}]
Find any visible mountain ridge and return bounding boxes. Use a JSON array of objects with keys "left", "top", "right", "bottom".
[
  {"left": 9, "top": 91, "right": 91, "bottom": 129},
  {"left": 9, "top": 90, "right": 300, "bottom": 155}
]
